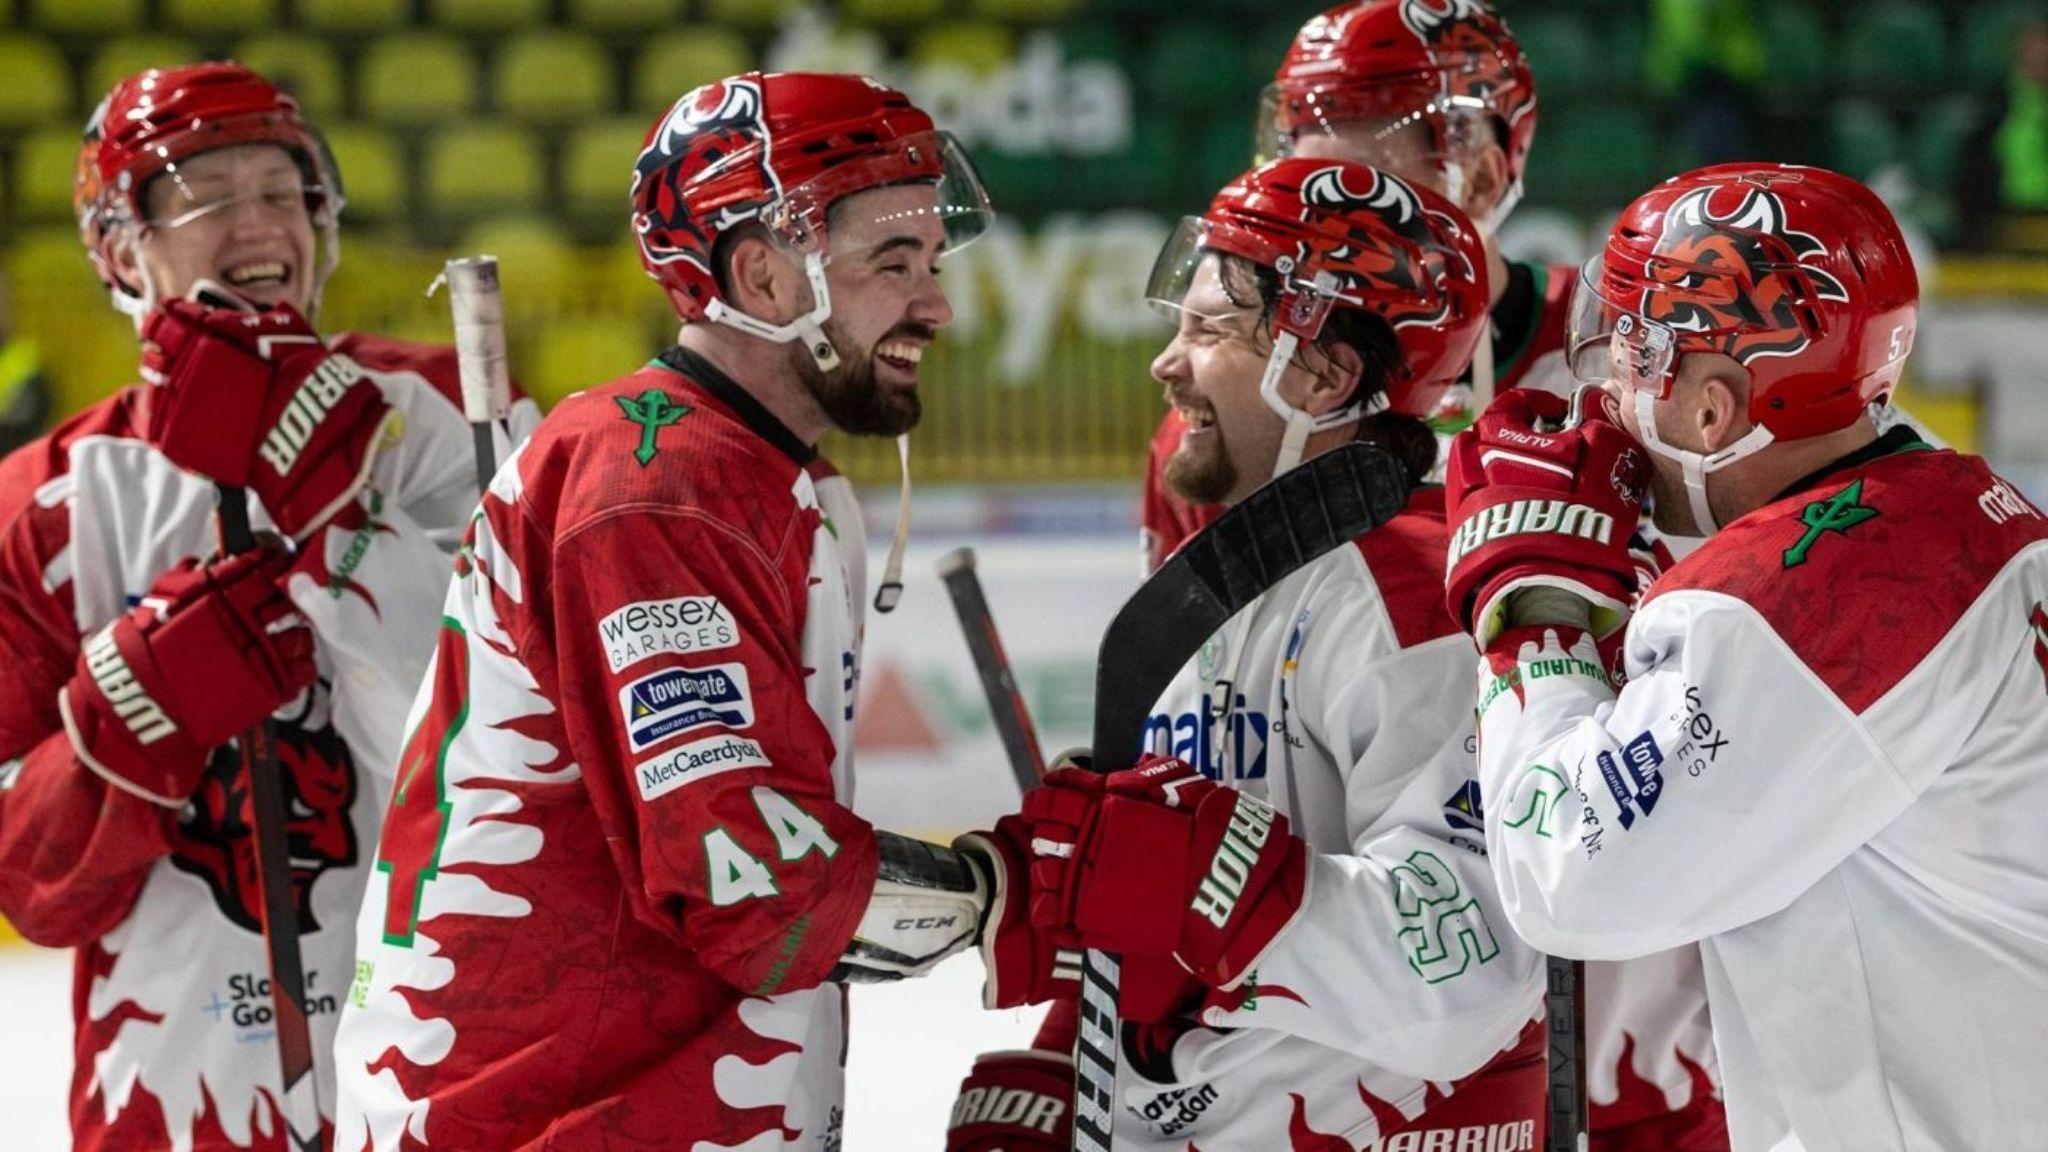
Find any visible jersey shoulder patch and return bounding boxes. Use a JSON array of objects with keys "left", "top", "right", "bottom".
[{"left": 1648, "top": 449, "right": 2048, "bottom": 712}]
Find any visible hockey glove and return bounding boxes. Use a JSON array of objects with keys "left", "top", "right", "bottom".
[
  {"left": 60, "top": 548, "right": 317, "bottom": 807},
  {"left": 1025, "top": 755, "right": 1307, "bottom": 991},
  {"left": 141, "top": 287, "right": 398, "bottom": 541},
  {"left": 1443, "top": 387, "right": 1649, "bottom": 645},
  {"left": 953, "top": 815, "right": 1081, "bottom": 1009},
  {"left": 830, "top": 831, "right": 988, "bottom": 984},
  {"left": 946, "top": 1049, "right": 1073, "bottom": 1152}
]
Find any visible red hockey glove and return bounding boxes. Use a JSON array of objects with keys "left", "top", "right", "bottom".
[
  {"left": 946, "top": 1049, "right": 1073, "bottom": 1152},
  {"left": 1024, "top": 756, "right": 1307, "bottom": 990},
  {"left": 954, "top": 816, "right": 1080, "bottom": 1009},
  {"left": 141, "top": 292, "right": 397, "bottom": 540},
  {"left": 1443, "top": 387, "right": 1649, "bottom": 644},
  {"left": 60, "top": 548, "right": 317, "bottom": 808}
]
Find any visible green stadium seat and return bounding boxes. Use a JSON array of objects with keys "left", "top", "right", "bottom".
[
  {"left": 232, "top": 35, "right": 344, "bottom": 119},
  {"left": 0, "top": 36, "right": 70, "bottom": 129},
  {"left": 844, "top": 0, "right": 945, "bottom": 30},
  {"left": 971, "top": 0, "right": 1080, "bottom": 21},
  {"left": 87, "top": 38, "right": 203, "bottom": 107},
  {"left": 1525, "top": 106, "right": 1659, "bottom": 206},
  {"left": 428, "top": 0, "right": 547, "bottom": 33},
  {"left": 911, "top": 24, "right": 1016, "bottom": 77},
  {"left": 27, "top": 0, "right": 142, "bottom": 34},
  {"left": 1823, "top": 101, "right": 1902, "bottom": 179},
  {"left": 422, "top": 124, "right": 544, "bottom": 221},
  {"left": 161, "top": 0, "right": 278, "bottom": 34},
  {"left": 13, "top": 127, "right": 83, "bottom": 223},
  {"left": 560, "top": 116, "right": 647, "bottom": 225},
  {"left": 566, "top": 0, "right": 684, "bottom": 34},
  {"left": 297, "top": 0, "right": 406, "bottom": 34},
  {"left": 1910, "top": 96, "right": 1982, "bottom": 191},
  {"left": 1512, "top": 11, "right": 1596, "bottom": 99},
  {"left": 321, "top": 123, "right": 404, "bottom": 222},
  {"left": 1840, "top": 3, "right": 1947, "bottom": 96},
  {"left": 495, "top": 31, "right": 615, "bottom": 125},
  {"left": 1141, "top": 23, "right": 1239, "bottom": 113},
  {"left": 702, "top": 0, "right": 804, "bottom": 31},
  {"left": 633, "top": 30, "right": 751, "bottom": 113},
  {"left": 1759, "top": 2, "right": 1826, "bottom": 99},
  {"left": 1959, "top": 2, "right": 2044, "bottom": 89},
  {"left": 359, "top": 34, "right": 479, "bottom": 125}
]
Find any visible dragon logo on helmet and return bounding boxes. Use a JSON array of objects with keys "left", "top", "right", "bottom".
[
  {"left": 633, "top": 77, "right": 780, "bottom": 278},
  {"left": 1294, "top": 165, "right": 1465, "bottom": 328},
  {"left": 1644, "top": 181, "right": 1850, "bottom": 366}
]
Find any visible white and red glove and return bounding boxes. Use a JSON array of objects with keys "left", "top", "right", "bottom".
[
  {"left": 954, "top": 816, "right": 1080, "bottom": 1009},
  {"left": 59, "top": 548, "right": 317, "bottom": 808},
  {"left": 1443, "top": 388, "right": 1649, "bottom": 644},
  {"left": 1024, "top": 755, "right": 1307, "bottom": 991},
  {"left": 141, "top": 291, "right": 397, "bottom": 540},
  {"left": 945, "top": 1049, "right": 1073, "bottom": 1152}
]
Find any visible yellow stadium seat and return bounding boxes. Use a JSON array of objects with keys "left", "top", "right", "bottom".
[
  {"left": 633, "top": 29, "right": 751, "bottom": 113},
  {"left": 567, "top": 0, "right": 684, "bottom": 34},
  {"left": 86, "top": 38, "right": 203, "bottom": 108},
  {"left": 297, "top": 0, "right": 406, "bottom": 34},
  {"left": 702, "top": 0, "right": 804, "bottom": 31},
  {"left": 530, "top": 317, "right": 655, "bottom": 410},
  {"left": 322, "top": 123, "right": 404, "bottom": 222},
  {"left": 162, "top": 0, "right": 279, "bottom": 34},
  {"left": 13, "top": 127, "right": 82, "bottom": 223},
  {"left": 27, "top": 0, "right": 143, "bottom": 34},
  {"left": 423, "top": 124, "right": 544, "bottom": 221},
  {"left": 910, "top": 23, "right": 1015, "bottom": 76},
  {"left": 495, "top": 30, "right": 616, "bottom": 124},
  {"left": 231, "top": 35, "right": 344, "bottom": 119},
  {"left": 560, "top": 116, "right": 648, "bottom": 224},
  {"left": 0, "top": 36, "right": 70, "bottom": 129},
  {"left": 456, "top": 216, "right": 579, "bottom": 311},
  {"left": 844, "top": 0, "right": 946, "bottom": 30},
  {"left": 429, "top": 0, "right": 548, "bottom": 32},
  {"left": 359, "top": 34, "right": 479, "bottom": 125}
]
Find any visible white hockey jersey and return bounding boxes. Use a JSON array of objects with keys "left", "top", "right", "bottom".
[
  {"left": 1474, "top": 430, "right": 2048, "bottom": 1152},
  {"left": 1095, "top": 488, "right": 1547, "bottom": 1150}
]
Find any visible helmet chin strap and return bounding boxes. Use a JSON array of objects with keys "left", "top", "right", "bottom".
[
  {"left": 703, "top": 249, "right": 842, "bottom": 371},
  {"left": 1630, "top": 390, "right": 1774, "bottom": 534},
  {"left": 1258, "top": 328, "right": 1368, "bottom": 479}
]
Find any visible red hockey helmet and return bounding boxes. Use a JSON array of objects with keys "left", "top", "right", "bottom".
[
  {"left": 1147, "top": 157, "right": 1489, "bottom": 424},
  {"left": 632, "top": 71, "right": 992, "bottom": 365},
  {"left": 1257, "top": 0, "right": 1536, "bottom": 227},
  {"left": 75, "top": 61, "right": 343, "bottom": 318}
]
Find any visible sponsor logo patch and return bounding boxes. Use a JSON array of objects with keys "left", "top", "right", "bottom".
[
  {"left": 598, "top": 596, "right": 739, "bottom": 673},
  {"left": 620, "top": 662, "right": 754, "bottom": 750},
  {"left": 1595, "top": 731, "right": 1665, "bottom": 830},
  {"left": 635, "top": 733, "right": 769, "bottom": 801}
]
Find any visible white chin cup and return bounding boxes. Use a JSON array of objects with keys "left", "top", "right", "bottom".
[
  {"left": 1630, "top": 389, "right": 1775, "bottom": 534},
  {"left": 703, "top": 249, "right": 841, "bottom": 370}
]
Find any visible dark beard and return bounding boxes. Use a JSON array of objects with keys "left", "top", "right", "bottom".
[
  {"left": 1163, "top": 434, "right": 1236, "bottom": 505},
  {"left": 797, "top": 320, "right": 925, "bottom": 437}
]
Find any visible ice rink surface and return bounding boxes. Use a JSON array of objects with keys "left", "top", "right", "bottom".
[{"left": 0, "top": 944, "right": 1047, "bottom": 1149}]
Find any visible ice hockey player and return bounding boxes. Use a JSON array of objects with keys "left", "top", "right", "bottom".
[
  {"left": 0, "top": 61, "right": 535, "bottom": 1151},
  {"left": 1446, "top": 161, "right": 2048, "bottom": 1152},
  {"left": 331, "top": 72, "right": 1011, "bottom": 1150},
  {"left": 946, "top": 157, "right": 1548, "bottom": 1151}
]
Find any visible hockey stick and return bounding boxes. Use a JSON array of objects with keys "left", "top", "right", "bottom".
[
  {"left": 936, "top": 547, "right": 1045, "bottom": 796},
  {"left": 1547, "top": 957, "right": 1588, "bottom": 1152},
  {"left": 1069, "top": 439, "right": 1413, "bottom": 1152},
  {"left": 215, "top": 489, "right": 325, "bottom": 1152},
  {"left": 432, "top": 256, "right": 513, "bottom": 491}
]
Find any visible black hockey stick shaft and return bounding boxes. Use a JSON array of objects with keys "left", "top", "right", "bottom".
[
  {"left": 1547, "top": 957, "right": 1589, "bottom": 1152},
  {"left": 937, "top": 548, "right": 1045, "bottom": 795},
  {"left": 216, "top": 487, "right": 324, "bottom": 1152},
  {"left": 1069, "top": 440, "right": 1413, "bottom": 1152}
]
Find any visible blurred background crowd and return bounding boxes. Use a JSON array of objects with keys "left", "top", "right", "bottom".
[{"left": 0, "top": 0, "right": 2042, "bottom": 491}]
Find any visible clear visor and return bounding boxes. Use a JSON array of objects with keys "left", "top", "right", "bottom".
[
  {"left": 771, "top": 130, "right": 994, "bottom": 259},
  {"left": 146, "top": 177, "right": 337, "bottom": 232},
  {"left": 1144, "top": 216, "right": 1290, "bottom": 325},
  {"left": 1255, "top": 74, "right": 1493, "bottom": 169}
]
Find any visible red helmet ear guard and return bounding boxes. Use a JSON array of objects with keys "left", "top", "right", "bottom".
[
  {"left": 1570, "top": 163, "right": 1919, "bottom": 443},
  {"left": 1148, "top": 157, "right": 1490, "bottom": 421},
  {"left": 630, "top": 70, "right": 992, "bottom": 360},
  {"left": 1258, "top": 0, "right": 1536, "bottom": 223},
  {"left": 76, "top": 60, "right": 342, "bottom": 318}
]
